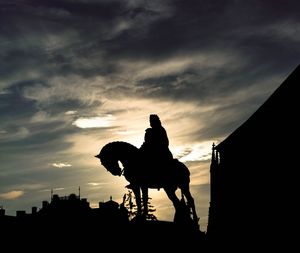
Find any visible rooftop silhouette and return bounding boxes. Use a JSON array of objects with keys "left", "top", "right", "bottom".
[
  {"left": 208, "top": 64, "right": 300, "bottom": 248},
  {"left": 1, "top": 191, "right": 205, "bottom": 251}
]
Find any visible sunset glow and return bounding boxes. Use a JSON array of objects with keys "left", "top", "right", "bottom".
[{"left": 1, "top": 0, "right": 298, "bottom": 232}]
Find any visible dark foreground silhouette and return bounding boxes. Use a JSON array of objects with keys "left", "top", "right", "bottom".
[
  {"left": 207, "top": 64, "right": 300, "bottom": 249},
  {"left": 0, "top": 193, "right": 206, "bottom": 251},
  {"left": 95, "top": 141, "right": 199, "bottom": 226}
]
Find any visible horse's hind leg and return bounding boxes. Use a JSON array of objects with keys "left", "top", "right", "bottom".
[
  {"left": 165, "top": 187, "right": 192, "bottom": 224},
  {"left": 181, "top": 184, "right": 199, "bottom": 225}
]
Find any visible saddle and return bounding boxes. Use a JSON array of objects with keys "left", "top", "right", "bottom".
[{"left": 139, "top": 159, "right": 177, "bottom": 188}]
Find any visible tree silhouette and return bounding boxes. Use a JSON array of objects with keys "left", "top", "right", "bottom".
[{"left": 123, "top": 190, "right": 157, "bottom": 221}]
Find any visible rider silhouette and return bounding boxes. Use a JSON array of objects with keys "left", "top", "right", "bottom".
[{"left": 140, "top": 114, "right": 173, "bottom": 170}]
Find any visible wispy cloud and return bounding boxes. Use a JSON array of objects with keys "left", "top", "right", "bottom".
[
  {"left": 0, "top": 127, "right": 30, "bottom": 141},
  {"left": 174, "top": 141, "right": 214, "bottom": 162},
  {"left": 53, "top": 187, "right": 65, "bottom": 191},
  {"left": 1, "top": 0, "right": 299, "bottom": 223},
  {"left": 87, "top": 182, "right": 101, "bottom": 186},
  {"left": 15, "top": 183, "right": 45, "bottom": 191},
  {"left": 52, "top": 163, "right": 72, "bottom": 168},
  {"left": 65, "top": 110, "right": 77, "bottom": 115},
  {"left": 72, "top": 115, "right": 115, "bottom": 129},
  {"left": 40, "top": 187, "right": 65, "bottom": 192},
  {"left": 0, "top": 190, "right": 24, "bottom": 200},
  {"left": 30, "top": 111, "right": 53, "bottom": 123},
  {"left": 87, "top": 182, "right": 108, "bottom": 186}
]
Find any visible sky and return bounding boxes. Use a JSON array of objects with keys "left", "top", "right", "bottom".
[{"left": 0, "top": 0, "right": 300, "bottom": 231}]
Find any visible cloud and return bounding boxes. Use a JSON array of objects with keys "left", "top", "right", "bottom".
[
  {"left": 0, "top": 127, "right": 30, "bottom": 141},
  {"left": 15, "top": 183, "right": 45, "bottom": 191},
  {"left": 72, "top": 115, "right": 115, "bottom": 128},
  {"left": 87, "top": 182, "right": 108, "bottom": 186},
  {"left": 266, "top": 20, "right": 300, "bottom": 43},
  {"left": 53, "top": 187, "right": 65, "bottom": 191},
  {"left": 30, "top": 111, "right": 53, "bottom": 123},
  {"left": 52, "top": 163, "right": 72, "bottom": 168},
  {"left": 40, "top": 187, "right": 65, "bottom": 192},
  {"left": 22, "top": 75, "right": 99, "bottom": 105},
  {"left": 65, "top": 110, "right": 77, "bottom": 115},
  {"left": 1, "top": 0, "right": 300, "bottom": 221},
  {"left": 174, "top": 141, "right": 214, "bottom": 162},
  {"left": 87, "top": 182, "right": 101, "bottom": 186},
  {"left": 0, "top": 190, "right": 24, "bottom": 200}
]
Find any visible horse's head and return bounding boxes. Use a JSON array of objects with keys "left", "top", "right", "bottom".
[
  {"left": 95, "top": 151, "right": 122, "bottom": 177},
  {"left": 95, "top": 141, "right": 139, "bottom": 177}
]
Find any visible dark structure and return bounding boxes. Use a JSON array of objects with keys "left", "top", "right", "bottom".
[
  {"left": 207, "top": 65, "right": 299, "bottom": 246},
  {"left": 1, "top": 192, "right": 205, "bottom": 250},
  {"left": 0, "top": 192, "right": 129, "bottom": 238}
]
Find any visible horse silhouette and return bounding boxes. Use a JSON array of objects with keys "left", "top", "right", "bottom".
[{"left": 95, "top": 141, "right": 198, "bottom": 225}]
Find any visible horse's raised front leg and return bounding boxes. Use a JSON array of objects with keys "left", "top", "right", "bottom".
[
  {"left": 141, "top": 187, "right": 148, "bottom": 217},
  {"left": 131, "top": 186, "right": 142, "bottom": 216}
]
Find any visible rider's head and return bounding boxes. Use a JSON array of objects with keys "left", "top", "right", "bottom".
[{"left": 150, "top": 114, "right": 161, "bottom": 128}]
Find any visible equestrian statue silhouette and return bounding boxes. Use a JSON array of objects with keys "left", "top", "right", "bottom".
[{"left": 95, "top": 141, "right": 199, "bottom": 225}]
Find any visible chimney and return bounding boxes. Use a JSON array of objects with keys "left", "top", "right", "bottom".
[{"left": 32, "top": 206, "right": 37, "bottom": 214}]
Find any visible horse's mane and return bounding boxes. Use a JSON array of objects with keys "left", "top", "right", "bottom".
[{"left": 100, "top": 141, "right": 139, "bottom": 158}]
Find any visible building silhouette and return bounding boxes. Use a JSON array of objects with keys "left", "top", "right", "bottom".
[
  {"left": 0, "top": 192, "right": 129, "bottom": 234},
  {"left": 207, "top": 65, "right": 299, "bottom": 246},
  {"left": 1, "top": 192, "right": 205, "bottom": 250}
]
